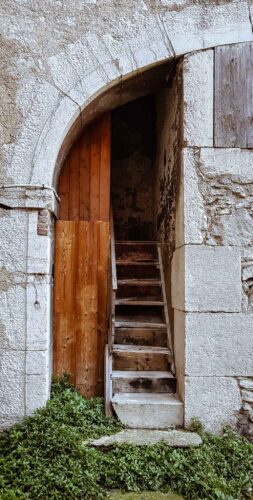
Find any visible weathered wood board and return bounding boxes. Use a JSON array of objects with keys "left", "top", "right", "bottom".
[
  {"left": 54, "top": 221, "right": 109, "bottom": 397},
  {"left": 58, "top": 113, "right": 111, "bottom": 221},
  {"left": 214, "top": 42, "right": 253, "bottom": 148}
]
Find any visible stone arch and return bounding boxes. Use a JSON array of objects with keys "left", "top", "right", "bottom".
[{"left": 1, "top": 0, "right": 253, "bottom": 430}]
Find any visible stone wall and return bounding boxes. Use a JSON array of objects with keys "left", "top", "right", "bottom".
[
  {"left": 153, "top": 61, "right": 183, "bottom": 331},
  {"left": 172, "top": 49, "right": 253, "bottom": 436},
  {"left": 0, "top": 0, "right": 253, "bottom": 432}
]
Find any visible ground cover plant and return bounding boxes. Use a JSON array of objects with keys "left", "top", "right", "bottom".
[{"left": 0, "top": 375, "right": 252, "bottom": 499}]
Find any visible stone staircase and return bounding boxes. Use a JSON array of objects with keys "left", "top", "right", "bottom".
[{"left": 110, "top": 241, "right": 183, "bottom": 428}]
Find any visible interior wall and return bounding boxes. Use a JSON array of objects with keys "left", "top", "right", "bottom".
[
  {"left": 111, "top": 96, "right": 156, "bottom": 241},
  {"left": 154, "top": 61, "right": 183, "bottom": 334}
]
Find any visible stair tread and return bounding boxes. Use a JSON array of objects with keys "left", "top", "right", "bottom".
[
  {"left": 118, "top": 279, "right": 161, "bottom": 285},
  {"left": 116, "top": 241, "right": 157, "bottom": 245},
  {"left": 113, "top": 345, "right": 170, "bottom": 353},
  {"left": 112, "top": 370, "right": 174, "bottom": 379},
  {"left": 116, "top": 299, "right": 164, "bottom": 306},
  {"left": 116, "top": 321, "right": 167, "bottom": 329},
  {"left": 116, "top": 261, "right": 159, "bottom": 265},
  {"left": 112, "top": 393, "right": 182, "bottom": 404}
]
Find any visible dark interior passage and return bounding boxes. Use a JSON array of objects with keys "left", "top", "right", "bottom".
[{"left": 111, "top": 95, "right": 156, "bottom": 241}]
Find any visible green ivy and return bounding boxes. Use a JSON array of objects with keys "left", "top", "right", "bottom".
[{"left": 0, "top": 376, "right": 252, "bottom": 499}]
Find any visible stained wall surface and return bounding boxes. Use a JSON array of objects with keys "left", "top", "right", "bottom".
[{"left": 0, "top": 0, "right": 253, "bottom": 433}]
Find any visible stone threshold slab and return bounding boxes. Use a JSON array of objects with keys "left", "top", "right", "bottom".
[{"left": 84, "top": 429, "right": 202, "bottom": 447}]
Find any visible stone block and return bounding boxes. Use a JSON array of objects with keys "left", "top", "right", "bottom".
[
  {"left": 184, "top": 377, "right": 241, "bottom": 433},
  {"left": 0, "top": 210, "right": 28, "bottom": 272},
  {"left": 25, "top": 373, "right": 50, "bottom": 416},
  {"left": 26, "top": 277, "right": 52, "bottom": 350},
  {"left": 199, "top": 148, "right": 253, "bottom": 183},
  {"left": 175, "top": 148, "right": 207, "bottom": 248},
  {"left": 0, "top": 350, "right": 25, "bottom": 418},
  {"left": 171, "top": 246, "right": 185, "bottom": 311},
  {"left": 215, "top": 209, "right": 253, "bottom": 247},
  {"left": 183, "top": 50, "right": 213, "bottom": 147},
  {"left": 86, "top": 429, "right": 202, "bottom": 448},
  {"left": 184, "top": 313, "right": 253, "bottom": 376},
  {"left": 172, "top": 245, "right": 241, "bottom": 312},
  {"left": 0, "top": 279, "right": 26, "bottom": 350},
  {"left": 26, "top": 350, "right": 49, "bottom": 376},
  {"left": 112, "top": 393, "right": 183, "bottom": 429},
  {"left": 27, "top": 212, "right": 53, "bottom": 274},
  {"left": 163, "top": 1, "right": 252, "bottom": 56},
  {"left": 173, "top": 309, "right": 185, "bottom": 400}
]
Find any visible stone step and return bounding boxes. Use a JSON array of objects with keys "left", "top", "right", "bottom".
[
  {"left": 112, "top": 370, "right": 176, "bottom": 393},
  {"left": 112, "top": 393, "right": 183, "bottom": 429},
  {"left": 85, "top": 429, "right": 202, "bottom": 447}
]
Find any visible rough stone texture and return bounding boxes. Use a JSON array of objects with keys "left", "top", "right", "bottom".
[
  {"left": 183, "top": 50, "right": 214, "bottom": 147},
  {"left": 0, "top": 0, "right": 253, "bottom": 432},
  {"left": 0, "top": 350, "right": 25, "bottom": 423},
  {"left": 196, "top": 148, "right": 253, "bottom": 246},
  {"left": 112, "top": 393, "right": 183, "bottom": 429},
  {"left": 175, "top": 148, "right": 207, "bottom": 248},
  {"left": 26, "top": 276, "right": 52, "bottom": 351},
  {"left": 237, "top": 377, "right": 253, "bottom": 441},
  {"left": 161, "top": 1, "right": 252, "bottom": 55},
  {"left": 86, "top": 429, "right": 202, "bottom": 447},
  {"left": 185, "top": 377, "right": 242, "bottom": 433},
  {"left": 175, "top": 311, "right": 253, "bottom": 376},
  {"left": 153, "top": 61, "right": 183, "bottom": 327},
  {"left": 172, "top": 245, "right": 241, "bottom": 312}
]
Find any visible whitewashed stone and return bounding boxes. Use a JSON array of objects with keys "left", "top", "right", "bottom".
[
  {"left": 199, "top": 148, "right": 253, "bottom": 183},
  {"left": 9, "top": 81, "right": 62, "bottom": 184},
  {"left": 26, "top": 350, "right": 49, "bottom": 375},
  {"left": 171, "top": 246, "right": 185, "bottom": 311},
  {"left": 216, "top": 210, "right": 253, "bottom": 247},
  {"left": 0, "top": 279, "right": 26, "bottom": 350},
  {"left": 25, "top": 373, "right": 50, "bottom": 416},
  {"left": 27, "top": 212, "right": 53, "bottom": 275},
  {"left": 183, "top": 313, "right": 253, "bottom": 376},
  {"left": 0, "top": 210, "right": 28, "bottom": 273},
  {"left": 239, "top": 379, "right": 253, "bottom": 390},
  {"left": 112, "top": 393, "right": 183, "bottom": 429},
  {"left": 185, "top": 377, "right": 241, "bottom": 433},
  {"left": 163, "top": 1, "right": 252, "bottom": 55},
  {"left": 26, "top": 277, "right": 52, "bottom": 350},
  {"left": 86, "top": 429, "right": 202, "bottom": 447},
  {"left": 175, "top": 148, "right": 207, "bottom": 247},
  {"left": 172, "top": 245, "right": 241, "bottom": 312},
  {"left": 183, "top": 50, "right": 214, "bottom": 147},
  {"left": 0, "top": 351, "right": 25, "bottom": 418},
  {"left": 173, "top": 309, "right": 185, "bottom": 401},
  {"left": 241, "top": 390, "right": 253, "bottom": 403},
  {"left": 31, "top": 93, "right": 80, "bottom": 185}
]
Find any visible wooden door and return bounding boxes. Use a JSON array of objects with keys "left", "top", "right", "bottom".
[{"left": 53, "top": 113, "right": 111, "bottom": 397}]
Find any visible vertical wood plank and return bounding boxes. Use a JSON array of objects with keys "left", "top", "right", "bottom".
[
  {"left": 97, "top": 222, "right": 110, "bottom": 395},
  {"left": 58, "top": 158, "right": 70, "bottom": 220},
  {"left": 79, "top": 128, "right": 90, "bottom": 221},
  {"left": 69, "top": 139, "right": 80, "bottom": 220},
  {"left": 214, "top": 42, "right": 253, "bottom": 148},
  {"left": 99, "top": 113, "right": 111, "bottom": 221},
  {"left": 54, "top": 221, "right": 77, "bottom": 382},
  {"left": 55, "top": 112, "right": 111, "bottom": 397},
  {"left": 89, "top": 122, "right": 101, "bottom": 220}
]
